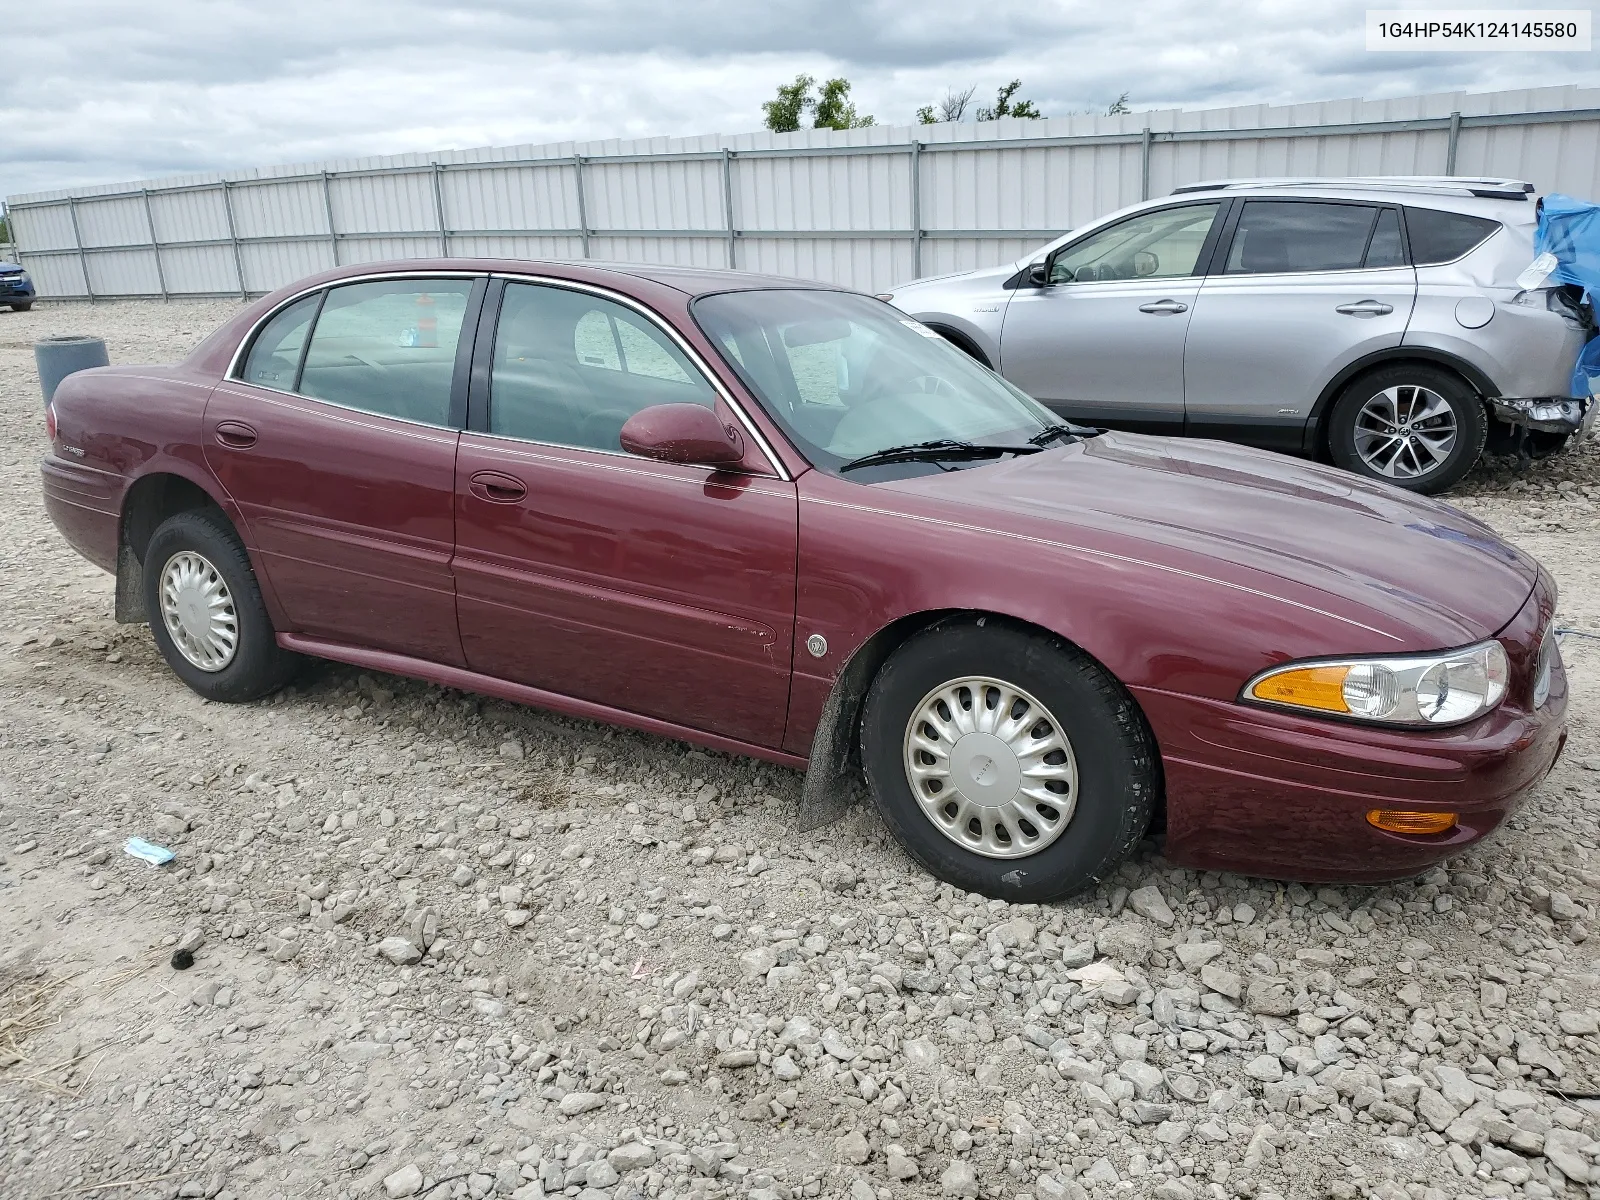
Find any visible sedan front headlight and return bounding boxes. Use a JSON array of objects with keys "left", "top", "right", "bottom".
[{"left": 1243, "top": 640, "right": 1508, "bottom": 728}]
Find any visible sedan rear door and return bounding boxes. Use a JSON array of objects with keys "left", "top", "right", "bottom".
[{"left": 1183, "top": 199, "right": 1417, "bottom": 451}]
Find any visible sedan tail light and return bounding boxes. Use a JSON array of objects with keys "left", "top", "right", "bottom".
[{"left": 45, "top": 401, "right": 57, "bottom": 443}]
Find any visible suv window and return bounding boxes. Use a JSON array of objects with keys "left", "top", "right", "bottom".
[
  {"left": 241, "top": 293, "right": 320, "bottom": 390},
  {"left": 1049, "top": 203, "right": 1220, "bottom": 283},
  {"left": 1404, "top": 207, "right": 1500, "bottom": 264},
  {"left": 297, "top": 280, "right": 472, "bottom": 426},
  {"left": 1224, "top": 201, "right": 1395, "bottom": 274},
  {"left": 491, "top": 283, "right": 716, "bottom": 451}
]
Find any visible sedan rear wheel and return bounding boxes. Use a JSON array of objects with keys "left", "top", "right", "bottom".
[
  {"left": 862, "top": 618, "right": 1159, "bottom": 903},
  {"left": 1328, "top": 365, "right": 1486, "bottom": 494},
  {"left": 142, "top": 509, "right": 298, "bottom": 703}
]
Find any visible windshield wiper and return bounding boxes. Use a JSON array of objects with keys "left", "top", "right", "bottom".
[
  {"left": 1027, "top": 421, "right": 1099, "bottom": 448},
  {"left": 838, "top": 438, "right": 1042, "bottom": 473}
]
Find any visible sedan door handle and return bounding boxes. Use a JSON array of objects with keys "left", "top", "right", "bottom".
[
  {"left": 469, "top": 470, "right": 527, "bottom": 504},
  {"left": 213, "top": 421, "right": 257, "bottom": 449},
  {"left": 1137, "top": 299, "right": 1188, "bottom": 314},
  {"left": 1335, "top": 300, "right": 1395, "bottom": 317}
]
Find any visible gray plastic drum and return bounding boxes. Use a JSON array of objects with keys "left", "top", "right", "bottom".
[{"left": 34, "top": 335, "right": 109, "bottom": 406}]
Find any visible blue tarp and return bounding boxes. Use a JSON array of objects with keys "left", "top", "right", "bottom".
[{"left": 1535, "top": 194, "right": 1600, "bottom": 395}]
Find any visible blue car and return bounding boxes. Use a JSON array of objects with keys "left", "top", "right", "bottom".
[{"left": 1, "top": 260, "right": 35, "bottom": 311}]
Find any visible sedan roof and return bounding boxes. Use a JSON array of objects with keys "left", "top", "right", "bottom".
[{"left": 300, "top": 257, "right": 847, "bottom": 299}]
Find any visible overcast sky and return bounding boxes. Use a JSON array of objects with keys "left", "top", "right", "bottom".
[{"left": 4, "top": 0, "right": 1599, "bottom": 200}]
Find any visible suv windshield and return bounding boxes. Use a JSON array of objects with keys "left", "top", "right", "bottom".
[{"left": 693, "top": 289, "right": 1064, "bottom": 478}]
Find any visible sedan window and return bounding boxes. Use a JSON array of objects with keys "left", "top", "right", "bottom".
[
  {"left": 1049, "top": 203, "right": 1220, "bottom": 284},
  {"left": 297, "top": 280, "right": 472, "bottom": 426},
  {"left": 1223, "top": 201, "right": 1379, "bottom": 274},
  {"left": 490, "top": 283, "right": 716, "bottom": 451},
  {"left": 241, "top": 293, "right": 319, "bottom": 391}
]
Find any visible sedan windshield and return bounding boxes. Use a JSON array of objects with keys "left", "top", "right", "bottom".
[{"left": 692, "top": 289, "right": 1065, "bottom": 478}]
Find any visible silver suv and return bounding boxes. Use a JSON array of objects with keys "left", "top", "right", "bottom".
[{"left": 886, "top": 177, "right": 1595, "bottom": 493}]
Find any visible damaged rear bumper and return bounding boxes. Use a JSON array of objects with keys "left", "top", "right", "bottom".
[{"left": 1488, "top": 395, "right": 1596, "bottom": 437}]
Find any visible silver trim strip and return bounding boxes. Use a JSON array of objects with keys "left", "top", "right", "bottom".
[{"left": 223, "top": 266, "right": 791, "bottom": 482}]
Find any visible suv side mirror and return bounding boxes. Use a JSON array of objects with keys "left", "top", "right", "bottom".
[
  {"left": 1027, "top": 261, "right": 1050, "bottom": 287},
  {"left": 620, "top": 403, "right": 746, "bottom": 466}
]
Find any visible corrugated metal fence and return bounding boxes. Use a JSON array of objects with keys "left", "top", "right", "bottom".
[{"left": 11, "top": 84, "right": 1600, "bottom": 300}]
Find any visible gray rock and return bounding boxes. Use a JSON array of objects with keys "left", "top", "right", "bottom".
[
  {"left": 739, "top": 947, "right": 777, "bottom": 978},
  {"left": 715, "top": 1049, "right": 758, "bottom": 1069},
  {"left": 1118, "top": 1060, "right": 1165, "bottom": 1098},
  {"left": 1550, "top": 891, "right": 1581, "bottom": 921},
  {"left": 378, "top": 937, "right": 422, "bottom": 966},
  {"left": 558, "top": 1092, "right": 606, "bottom": 1116},
  {"left": 1200, "top": 964, "right": 1243, "bottom": 999},
  {"left": 834, "top": 1130, "right": 870, "bottom": 1165},
  {"left": 1543, "top": 1128, "right": 1592, "bottom": 1183},
  {"left": 886, "top": 1149, "right": 919, "bottom": 1181},
  {"left": 1060, "top": 941, "right": 1096, "bottom": 968},
  {"left": 940, "top": 1160, "right": 979, "bottom": 1197},
  {"left": 1174, "top": 942, "right": 1224, "bottom": 969},
  {"left": 384, "top": 1165, "right": 424, "bottom": 1198},
  {"left": 1244, "top": 1054, "right": 1284, "bottom": 1083},
  {"left": 1245, "top": 979, "right": 1294, "bottom": 1017},
  {"left": 1127, "top": 885, "right": 1175, "bottom": 926},
  {"left": 1416, "top": 1087, "right": 1458, "bottom": 1132}
]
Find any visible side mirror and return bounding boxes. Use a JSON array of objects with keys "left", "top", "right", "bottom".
[{"left": 619, "top": 403, "right": 746, "bottom": 467}]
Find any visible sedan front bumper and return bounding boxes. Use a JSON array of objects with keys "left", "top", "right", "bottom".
[{"left": 1133, "top": 577, "right": 1567, "bottom": 883}]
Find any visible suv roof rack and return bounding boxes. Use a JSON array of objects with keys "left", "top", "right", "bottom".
[{"left": 1170, "top": 176, "right": 1536, "bottom": 201}]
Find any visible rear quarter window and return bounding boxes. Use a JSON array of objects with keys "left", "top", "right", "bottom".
[{"left": 1404, "top": 207, "right": 1501, "bottom": 265}]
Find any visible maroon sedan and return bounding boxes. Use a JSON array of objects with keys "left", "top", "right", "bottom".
[{"left": 40, "top": 260, "right": 1568, "bottom": 901}]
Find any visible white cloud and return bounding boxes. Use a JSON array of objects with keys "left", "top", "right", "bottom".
[{"left": 3, "top": 0, "right": 1598, "bottom": 199}]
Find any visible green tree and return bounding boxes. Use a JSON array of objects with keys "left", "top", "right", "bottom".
[
  {"left": 812, "top": 78, "right": 874, "bottom": 130},
  {"left": 764, "top": 75, "right": 874, "bottom": 133},
  {"left": 976, "top": 80, "right": 1043, "bottom": 121},
  {"left": 763, "top": 74, "right": 816, "bottom": 134}
]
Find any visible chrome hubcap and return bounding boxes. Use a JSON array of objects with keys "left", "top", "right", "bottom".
[
  {"left": 1354, "top": 385, "right": 1458, "bottom": 479},
  {"left": 902, "top": 676, "right": 1078, "bottom": 859},
  {"left": 159, "top": 551, "right": 238, "bottom": 671}
]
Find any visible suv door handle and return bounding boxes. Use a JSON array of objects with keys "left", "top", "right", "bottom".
[
  {"left": 1335, "top": 300, "right": 1394, "bottom": 317},
  {"left": 1137, "top": 299, "right": 1188, "bottom": 314},
  {"left": 214, "top": 421, "right": 257, "bottom": 449},
  {"left": 469, "top": 470, "right": 527, "bottom": 503}
]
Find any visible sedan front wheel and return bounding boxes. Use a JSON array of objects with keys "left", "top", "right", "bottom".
[{"left": 861, "top": 618, "right": 1159, "bottom": 903}]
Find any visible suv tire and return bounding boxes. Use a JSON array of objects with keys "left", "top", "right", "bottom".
[{"left": 1327, "top": 364, "right": 1486, "bottom": 494}]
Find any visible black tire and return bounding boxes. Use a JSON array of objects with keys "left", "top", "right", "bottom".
[
  {"left": 9, "top": 303, "right": 31, "bottom": 313},
  {"left": 142, "top": 509, "right": 297, "bottom": 703},
  {"left": 860, "top": 617, "right": 1159, "bottom": 903},
  {"left": 1326, "top": 364, "right": 1486, "bottom": 495}
]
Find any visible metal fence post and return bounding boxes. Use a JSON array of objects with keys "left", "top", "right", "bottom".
[
  {"left": 572, "top": 155, "right": 591, "bottom": 258},
  {"left": 1446, "top": 110, "right": 1462, "bottom": 176},
  {"left": 141, "top": 188, "right": 169, "bottom": 301},
  {"left": 721, "top": 148, "right": 737, "bottom": 269},
  {"left": 1140, "top": 127, "right": 1153, "bottom": 201},
  {"left": 432, "top": 162, "right": 449, "bottom": 257},
  {"left": 220, "top": 182, "right": 247, "bottom": 299},
  {"left": 66, "top": 196, "right": 92, "bottom": 301},
  {"left": 320, "top": 171, "right": 338, "bottom": 266},
  {"left": 911, "top": 140, "right": 923, "bottom": 278}
]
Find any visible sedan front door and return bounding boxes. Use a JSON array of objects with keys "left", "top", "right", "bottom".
[
  {"left": 999, "top": 201, "right": 1224, "bottom": 432},
  {"left": 451, "top": 279, "right": 798, "bottom": 749},
  {"left": 1183, "top": 200, "right": 1417, "bottom": 451}
]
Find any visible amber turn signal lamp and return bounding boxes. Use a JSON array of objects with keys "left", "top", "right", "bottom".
[
  {"left": 1248, "top": 665, "right": 1351, "bottom": 713},
  {"left": 1365, "top": 809, "right": 1457, "bottom": 835}
]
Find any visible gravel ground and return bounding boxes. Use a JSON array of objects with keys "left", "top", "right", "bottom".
[{"left": 2, "top": 299, "right": 1600, "bottom": 1200}]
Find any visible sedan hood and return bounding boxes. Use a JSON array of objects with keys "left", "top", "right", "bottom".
[
  {"left": 0, "top": 261, "right": 23, "bottom": 272},
  {"left": 881, "top": 432, "right": 1537, "bottom": 648}
]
